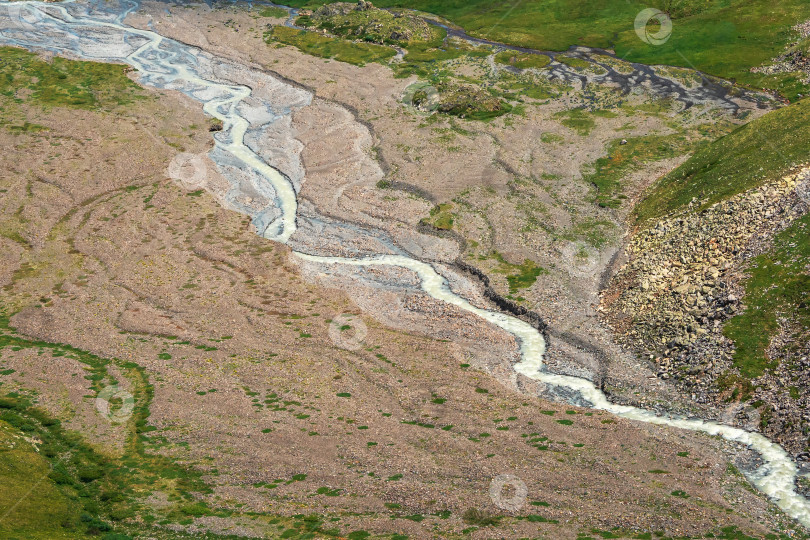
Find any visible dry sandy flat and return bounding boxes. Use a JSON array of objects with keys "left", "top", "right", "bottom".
[
  {"left": 0, "top": 55, "right": 790, "bottom": 539},
  {"left": 0, "top": 5, "right": 801, "bottom": 539}
]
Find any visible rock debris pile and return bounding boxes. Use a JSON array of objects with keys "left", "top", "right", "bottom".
[{"left": 603, "top": 168, "right": 810, "bottom": 456}]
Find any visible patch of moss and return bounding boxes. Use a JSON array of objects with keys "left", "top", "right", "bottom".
[
  {"left": 462, "top": 507, "right": 500, "bottom": 526},
  {"left": 421, "top": 202, "right": 455, "bottom": 229},
  {"left": 583, "top": 134, "right": 688, "bottom": 208},
  {"left": 553, "top": 108, "right": 595, "bottom": 136},
  {"left": 0, "top": 46, "right": 145, "bottom": 109},
  {"left": 490, "top": 251, "right": 548, "bottom": 294},
  {"left": 265, "top": 25, "right": 396, "bottom": 66},
  {"left": 562, "top": 218, "right": 616, "bottom": 248},
  {"left": 259, "top": 6, "right": 289, "bottom": 18},
  {"left": 556, "top": 54, "right": 602, "bottom": 74},
  {"left": 494, "top": 50, "right": 551, "bottom": 70}
]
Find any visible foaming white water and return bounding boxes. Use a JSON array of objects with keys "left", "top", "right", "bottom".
[
  {"left": 2, "top": 0, "right": 809, "bottom": 529},
  {"left": 296, "top": 252, "right": 547, "bottom": 360},
  {"left": 296, "top": 252, "right": 810, "bottom": 527},
  {"left": 0, "top": 0, "right": 299, "bottom": 241}
]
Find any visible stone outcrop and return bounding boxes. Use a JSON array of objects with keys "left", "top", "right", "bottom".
[
  {"left": 751, "top": 20, "right": 810, "bottom": 88},
  {"left": 602, "top": 168, "right": 810, "bottom": 457}
]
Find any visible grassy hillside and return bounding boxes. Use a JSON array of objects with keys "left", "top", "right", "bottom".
[
  {"left": 628, "top": 95, "right": 810, "bottom": 433},
  {"left": 266, "top": 25, "right": 396, "bottom": 65},
  {"left": 723, "top": 213, "right": 810, "bottom": 380},
  {"left": 634, "top": 97, "right": 810, "bottom": 224},
  {"left": 284, "top": 0, "right": 810, "bottom": 99},
  {"left": 0, "top": 414, "right": 84, "bottom": 539},
  {"left": 0, "top": 46, "right": 144, "bottom": 109}
]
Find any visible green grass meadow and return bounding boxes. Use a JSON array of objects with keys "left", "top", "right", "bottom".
[
  {"left": 634, "top": 98, "right": 810, "bottom": 223},
  {"left": 281, "top": 0, "right": 810, "bottom": 99},
  {"left": 0, "top": 46, "right": 145, "bottom": 109},
  {"left": 266, "top": 25, "right": 396, "bottom": 66}
]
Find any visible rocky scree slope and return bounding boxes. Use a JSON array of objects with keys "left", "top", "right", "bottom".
[{"left": 603, "top": 168, "right": 810, "bottom": 460}]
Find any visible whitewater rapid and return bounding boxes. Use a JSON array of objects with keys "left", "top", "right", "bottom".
[{"left": 2, "top": 0, "right": 809, "bottom": 529}]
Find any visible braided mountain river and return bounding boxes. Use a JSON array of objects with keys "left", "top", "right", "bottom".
[{"left": 2, "top": 0, "right": 810, "bottom": 529}]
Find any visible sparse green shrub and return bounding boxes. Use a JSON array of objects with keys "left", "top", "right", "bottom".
[{"left": 462, "top": 507, "right": 501, "bottom": 526}]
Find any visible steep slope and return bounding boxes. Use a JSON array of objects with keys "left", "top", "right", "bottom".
[
  {"left": 604, "top": 98, "right": 810, "bottom": 459},
  {"left": 634, "top": 98, "right": 810, "bottom": 224}
]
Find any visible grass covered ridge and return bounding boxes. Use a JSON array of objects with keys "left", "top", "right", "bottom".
[
  {"left": 723, "top": 214, "right": 810, "bottom": 379},
  {"left": 0, "top": 413, "right": 84, "bottom": 539},
  {"left": 632, "top": 97, "right": 810, "bottom": 393},
  {"left": 634, "top": 98, "right": 810, "bottom": 224},
  {"left": 585, "top": 133, "right": 689, "bottom": 208}
]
